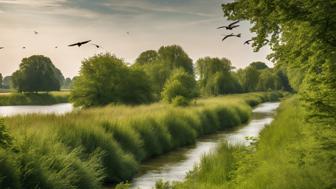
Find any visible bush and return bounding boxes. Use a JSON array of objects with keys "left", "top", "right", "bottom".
[
  {"left": 172, "top": 96, "right": 190, "bottom": 106},
  {"left": 161, "top": 69, "right": 198, "bottom": 103},
  {"left": 71, "top": 53, "right": 153, "bottom": 107}
]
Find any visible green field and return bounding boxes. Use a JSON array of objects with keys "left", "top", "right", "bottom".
[
  {"left": 0, "top": 92, "right": 283, "bottom": 188},
  {"left": 0, "top": 91, "right": 70, "bottom": 106},
  {"left": 170, "top": 96, "right": 335, "bottom": 189}
]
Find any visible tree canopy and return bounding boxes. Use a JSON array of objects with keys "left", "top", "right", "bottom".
[
  {"left": 71, "top": 53, "right": 153, "bottom": 107},
  {"left": 133, "top": 45, "right": 194, "bottom": 100},
  {"left": 11, "top": 55, "right": 63, "bottom": 92},
  {"left": 196, "top": 57, "right": 242, "bottom": 96},
  {"left": 222, "top": 0, "right": 336, "bottom": 123}
]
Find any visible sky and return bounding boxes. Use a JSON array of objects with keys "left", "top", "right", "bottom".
[{"left": 0, "top": 0, "right": 272, "bottom": 78}]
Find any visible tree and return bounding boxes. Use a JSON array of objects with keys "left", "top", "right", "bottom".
[
  {"left": 12, "top": 55, "right": 62, "bottom": 92},
  {"left": 222, "top": 0, "right": 336, "bottom": 122},
  {"left": 71, "top": 53, "right": 153, "bottom": 107},
  {"left": 134, "top": 50, "right": 159, "bottom": 66},
  {"left": 133, "top": 45, "right": 195, "bottom": 99},
  {"left": 0, "top": 73, "right": 2, "bottom": 88},
  {"left": 62, "top": 78, "right": 72, "bottom": 89},
  {"left": 250, "top": 62, "right": 269, "bottom": 70},
  {"left": 161, "top": 69, "right": 198, "bottom": 104},
  {"left": 243, "top": 66, "right": 260, "bottom": 92},
  {"left": 196, "top": 57, "right": 241, "bottom": 96},
  {"left": 2, "top": 76, "right": 12, "bottom": 89}
]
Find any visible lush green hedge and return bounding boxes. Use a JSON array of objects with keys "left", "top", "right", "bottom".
[
  {"left": 173, "top": 96, "right": 335, "bottom": 189},
  {"left": 0, "top": 92, "right": 283, "bottom": 188},
  {"left": 0, "top": 92, "right": 69, "bottom": 106}
]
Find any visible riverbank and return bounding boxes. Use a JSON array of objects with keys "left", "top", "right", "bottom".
[
  {"left": 0, "top": 92, "right": 283, "bottom": 189},
  {"left": 0, "top": 91, "right": 70, "bottom": 106},
  {"left": 171, "top": 96, "right": 335, "bottom": 189}
]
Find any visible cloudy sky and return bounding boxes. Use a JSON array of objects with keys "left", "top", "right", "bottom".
[{"left": 0, "top": 0, "right": 272, "bottom": 78}]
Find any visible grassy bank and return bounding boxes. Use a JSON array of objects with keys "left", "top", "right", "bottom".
[
  {"left": 172, "top": 96, "right": 335, "bottom": 189},
  {"left": 0, "top": 92, "right": 283, "bottom": 189},
  {"left": 0, "top": 91, "right": 70, "bottom": 106}
]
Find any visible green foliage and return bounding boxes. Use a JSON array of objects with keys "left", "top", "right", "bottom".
[
  {"left": 0, "top": 119, "right": 12, "bottom": 149},
  {"left": 161, "top": 69, "right": 198, "bottom": 103},
  {"left": 0, "top": 92, "right": 69, "bottom": 106},
  {"left": 2, "top": 92, "right": 281, "bottom": 187},
  {"left": 11, "top": 55, "right": 63, "bottom": 92},
  {"left": 172, "top": 96, "right": 190, "bottom": 107},
  {"left": 174, "top": 97, "right": 336, "bottom": 189},
  {"left": 0, "top": 73, "right": 2, "bottom": 88},
  {"left": 2, "top": 76, "right": 12, "bottom": 89},
  {"left": 222, "top": 0, "right": 336, "bottom": 123},
  {"left": 133, "top": 45, "right": 194, "bottom": 99},
  {"left": 71, "top": 53, "right": 153, "bottom": 107},
  {"left": 196, "top": 57, "right": 242, "bottom": 96},
  {"left": 250, "top": 62, "right": 269, "bottom": 70}
]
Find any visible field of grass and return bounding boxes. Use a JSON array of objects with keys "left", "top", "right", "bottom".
[
  {"left": 0, "top": 92, "right": 283, "bottom": 188},
  {"left": 0, "top": 91, "right": 70, "bottom": 106},
  {"left": 171, "top": 96, "right": 336, "bottom": 189}
]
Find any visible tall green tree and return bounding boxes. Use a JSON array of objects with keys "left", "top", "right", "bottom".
[
  {"left": 71, "top": 53, "right": 153, "bottom": 107},
  {"left": 12, "top": 55, "right": 62, "bottom": 92},
  {"left": 2, "top": 76, "right": 12, "bottom": 89},
  {"left": 133, "top": 45, "right": 194, "bottom": 100},
  {"left": 196, "top": 57, "right": 241, "bottom": 96},
  {"left": 222, "top": 0, "right": 336, "bottom": 122}
]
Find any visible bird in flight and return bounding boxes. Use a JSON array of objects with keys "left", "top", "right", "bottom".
[
  {"left": 34, "top": 31, "right": 38, "bottom": 35},
  {"left": 22, "top": 46, "right": 26, "bottom": 49},
  {"left": 91, "top": 43, "right": 101, "bottom": 48},
  {"left": 55, "top": 46, "right": 58, "bottom": 49},
  {"left": 244, "top": 39, "right": 253, "bottom": 45},
  {"left": 222, "top": 33, "right": 241, "bottom": 41},
  {"left": 0, "top": 47, "right": 4, "bottom": 49},
  {"left": 126, "top": 32, "right": 130, "bottom": 35},
  {"left": 217, "top": 20, "right": 240, "bottom": 30},
  {"left": 68, "top": 40, "right": 92, "bottom": 47}
]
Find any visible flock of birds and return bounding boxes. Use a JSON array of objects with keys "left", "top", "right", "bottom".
[
  {"left": 0, "top": 22, "right": 259, "bottom": 50},
  {"left": 0, "top": 31, "right": 131, "bottom": 50},
  {"left": 217, "top": 20, "right": 254, "bottom": 45}
]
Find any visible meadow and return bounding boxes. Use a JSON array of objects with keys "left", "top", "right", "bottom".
[
  {"left": 0, "top": 92, "right": 283, "bottom": 188},
  {"left": 171, "top": 96, "right": 336, "bottom": 189},
  {"left": 0, "top": 91, "right": 70, "bottom": 106}
]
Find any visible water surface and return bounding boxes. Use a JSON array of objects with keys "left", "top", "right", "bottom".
[
  {"left": 130, "top": 102, "right": 280, "bottom": 189},
  {"left": 0, "top": 103, "right": 73, "bottom": 117}
]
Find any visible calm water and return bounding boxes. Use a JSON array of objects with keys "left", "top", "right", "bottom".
[
  {"left": 0, "top": 103, "right": 73, "bottom": 117},
  {"left": 129, "top": 102, "right": 280, "bottom": 189}
]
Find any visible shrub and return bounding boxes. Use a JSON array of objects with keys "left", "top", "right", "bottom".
[{"left": 172, "top": 96, "right": 190, "bottom": 106}]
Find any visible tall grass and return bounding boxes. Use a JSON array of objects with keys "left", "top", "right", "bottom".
[
  {"left": 0, "top": 92, "right": 69, "bottom": 106},
  {"left": 173, "top": 96, "right": 336, "bottom": 189},
  {"left": 2, "top": 92, "right": 283, "bottom": 187}
]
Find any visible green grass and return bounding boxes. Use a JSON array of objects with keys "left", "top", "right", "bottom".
[
  {"left": 0, "top": 91, "right": 70, "bottom": 106},
  {"left": 1, "top": 92, "right": 283, "bottom": 188},
  {"left": 172, "top": 96, "right": 336, "bottom": 189}
]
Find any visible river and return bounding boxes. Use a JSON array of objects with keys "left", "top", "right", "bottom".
[
  {"left": 0, "top": 103, "right": 73, "bottom": 117},
  {"left": 0, "top": 102, "right": 279, "bottom": 189},
  {"left": 129, "top": 102, "right": 280, "bottom": 189}
]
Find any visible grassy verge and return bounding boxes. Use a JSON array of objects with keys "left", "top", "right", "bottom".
[
  {"left": 0, "top": 92, "right": 283, "bottom": 188},
  {"left": 0, "top": 91, "right": 70, "bottom": 106},
  {"left": 172, "top": 96, "right": 336, "bottom": 189}
]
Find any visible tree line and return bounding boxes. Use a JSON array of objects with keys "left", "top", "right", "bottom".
[{"left": 2, "top": 45, "right": 292, "bottom": 107}]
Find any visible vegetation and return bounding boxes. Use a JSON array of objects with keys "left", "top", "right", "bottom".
[
  {"left": 11, "top": 55, "right": 64, "bottom": 93},
  {"left": 0, "top": 92, "right": 282, "bottom": 188},
  {"left": 0, "top": 92, "right": 69, "bottom": 106},
  {"left": 161, "top": 69, "right": 198, "bottom": 105},
  {"left": 71, "top": 53, "right": 153, "bottom": 107},
  {"left": 221, "top": 0, "right": 336, "bottom": 123},
  {"left": 172, "top": 96, "right": 335, "bottom": 189},
  {"left": 133, "top": 45, "right": 195, "bottom": 100}
]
